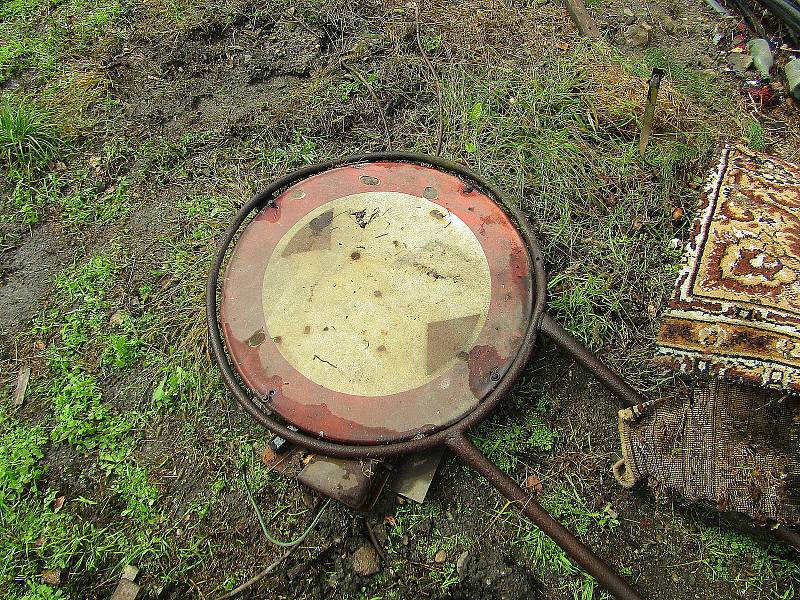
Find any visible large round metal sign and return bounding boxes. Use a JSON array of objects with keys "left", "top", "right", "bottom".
[{"left": 220, "top": 161, "right": 534, "bottom": 444}]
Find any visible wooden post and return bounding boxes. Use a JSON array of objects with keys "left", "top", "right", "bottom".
[
  {"left": 563, "top": 0, "right": 602, "bottom": 39},
  {"left": 639, "top": 68, "right": 664, "bottom": 158}
]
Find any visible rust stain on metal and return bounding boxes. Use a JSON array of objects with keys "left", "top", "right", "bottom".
[{"left": 298, "top": 456, "right": 391, "bottom": 511}]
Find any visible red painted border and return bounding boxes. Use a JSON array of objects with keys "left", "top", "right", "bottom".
[{"left": 220, "top": 162, "right": 533, "bottom": 443}]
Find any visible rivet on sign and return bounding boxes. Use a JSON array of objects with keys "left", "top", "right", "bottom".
[
  {"left": 423, "top": 186, "right": 438, "bottom": 199},
  {"left": 360, "top": 175, "right": 380, "bottom": 185},
  {"left": 291, "top": 189, "right": 306, "bottom": 199},
  {"left": 247, "top": 330, "right": 266, "bottom": 347}
]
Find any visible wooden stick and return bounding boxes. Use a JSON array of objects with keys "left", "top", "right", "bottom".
[
  {"left": 563, "top": 0, "right": 602, "bottom": 39},
  {"left": 217, "top": 545, "right": 300, "bottom": 599},
  {"left": 639, "top": 68, "right": 664, "bottom": 158}
]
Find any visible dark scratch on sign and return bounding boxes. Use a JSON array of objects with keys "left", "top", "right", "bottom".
[
  {"left": 350, "top": 208, "right": 381, "bottom": 228},
  {"left": 313, "top": 354, "right": 338, "bottom": 368}
]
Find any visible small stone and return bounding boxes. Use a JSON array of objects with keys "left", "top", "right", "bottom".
[
  {"left": 624, "top": 23, "right": 650, "bottom": 47},
  {"left": 456, "top": 551, "right": 470, "bottom": 577},
  {"left": 624, "top": 15, "right": 636, "bottom": 26},
  {"left": 524, "top": 474, "right": 544, "bottom": 495},
  {"left": 623, "top": 7, "right": 635, "bottom": 17},
  {"left": 400, "top": 534, "right": 409, "bottom": 546},
  {"left": 434, "top": 549, "right": 447, "bottom": 564},
  {"left": 671, "top": 207, "right": 684, "bottom": 222},
  {"left": 727, "top": 52, "right": 753, "bottom": 74},
  {"left": 747, "top": 38, "right": 773, "bottom": 78},
  {"left": 261, "top": 445, "right": 277, "bottom": 466},
  {"left": 352, "top": 541, "right": 380, "bottom": 577},
  {"left": 40, "top": 570, "right": 61, "bottom": 585},
  {"left": 661, "top": 15, "right": 677, "bottom": 33},
  {"left": 110, "top": 578, "right": 140, "bottom": 600},
  {"left": 671, "top": 572, "right": 681, "bottom": 583}
]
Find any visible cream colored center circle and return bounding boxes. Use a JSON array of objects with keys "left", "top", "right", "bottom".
[{"left": 262, "top": 191, "right": 492, "bottom": 397}]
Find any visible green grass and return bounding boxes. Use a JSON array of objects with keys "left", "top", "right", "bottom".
[
  {"left": 632, "top": 48, "right": 726, "bottom": 104},
  {"left": 0, "top": 98, "right": 61, "bottom": 169},
  {"left": 745, "top": 119, "right": 766, "bottom": 151},
  {"left": 0, "top": 0, "right": 122, "bottom": 81},
  {"left": 472, "top": 412, "right": 557, "bottom": 473},
  {"left": 698, "top": 529, "right": 800, "bottom": 596},
  {"left": 0, "top": 248, "right": 180, "bottom": 596},
  {"left": 428, "top": 44, "right": 729, "bottom": 377},
  {"left": 111, "top": 462, "right": 160, "bottom": 524},
  {"left": 0, "top": 408, "right": 48, "bottom": 495},
  {"left": 0, "top": 405, "right": 156, "bottom": 599},
  {"left": 59, "top": 176, "right": 131, "bottom": 225}
]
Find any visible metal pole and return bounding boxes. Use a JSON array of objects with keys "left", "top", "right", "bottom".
[
  {"left": 445, "top": 433, "right": 645, "bottom": 600},
  {"left": 539, "top": 314, "right": 645, "bottom": 409}
]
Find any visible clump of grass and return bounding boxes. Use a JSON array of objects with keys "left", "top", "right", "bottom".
[
  {"left": 744, "top": 119, "right": 766, "bottom": 152},
  {"left": 1, "top": 0, "right": 123, "bottom": 80},
  {"left": 50, "top": 368, "right": 134, "bottom": 451},
  {"left": 59, "top": 176, "right": 131, "bottom": 225},
  {"left": 548, "top": 272, "right": 622, "bottom": 349},
  {"left": 496, "top": 479, "right": 620, "bottom": 595},
  {"left": 472, "top": 412, "right": 558, "bottom": 473},
  {"left": 0, "top": 406, "right": 47, "bottom": 497},
  {"left": 699, "top": 529, "right": 800, "bottom": 594},
  {"left": 112, "top": 462, "right": 160, "bottom": 524},
  {"left": 0, "top": 98, "right": 61, "bottom": 169}
]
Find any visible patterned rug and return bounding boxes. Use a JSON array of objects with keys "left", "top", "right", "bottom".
[
  {"left": 655, "top": 145, "right": 800, "bottom": 391},
  {"left": 613, "top": 380, "right": 800, "bottom": 525}
]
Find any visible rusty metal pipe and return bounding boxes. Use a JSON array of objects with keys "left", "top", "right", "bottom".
[
  {"left": 445, "top": 432, "right": 644, "bottom": 600},
  {"left": 539, "top": 314, "right": 644, "bottom": 409}
]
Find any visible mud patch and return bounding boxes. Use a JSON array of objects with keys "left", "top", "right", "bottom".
[
  {"left": 0, "top": 223, "right": 74, "bottom": 343},
  {"left": 449, "top": 550, "right": 541, "bottom": 600}
]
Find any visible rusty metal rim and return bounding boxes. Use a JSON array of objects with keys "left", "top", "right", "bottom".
[{"left": 207, "top": 152, "right": 548, "bottom": 459}]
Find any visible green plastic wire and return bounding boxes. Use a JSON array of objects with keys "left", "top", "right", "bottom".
[{"left": 242, "top": 466, "right": 332, "bottom": 548}]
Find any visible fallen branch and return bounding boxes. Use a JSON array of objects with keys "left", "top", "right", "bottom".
[
  {"left": 414, "top": 3, "right": 444, "bottom": 156},
  {"left": 563, "top": 0, "right": 601, "bottom": 39},
  {"left": 340, "top": 60, "right": 393, "bottom": 152},
  {"left": 217, "top": 544, "right": 300, "bottom": 600}
]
